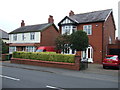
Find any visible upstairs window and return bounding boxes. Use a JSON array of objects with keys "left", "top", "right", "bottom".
[
  {"left": 13, "top": 34, "right": 17, "bottom": 41},
  {"left": 62, "top": 26, "right": 71, "bottom": 35},
  {"left": 83, "top": 25, "right": 92, "bottom": 35},
  {"left": 30, "top": 32, "right": 35, "bottom": 40},
  {"left": 62, "top": 25, "right": 77, "bottom": 35}
]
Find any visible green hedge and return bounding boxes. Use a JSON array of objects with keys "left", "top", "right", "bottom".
[{"left": 13, "top": 52, "right": 75, "bottom": 63}]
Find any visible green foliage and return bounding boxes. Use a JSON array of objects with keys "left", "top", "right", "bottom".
[
  {"left": 70, "top": 30, "right": 89, "bottom": 51},
  {"left": 55, "top": 34, "right": 71, "bottom": 53},
  {"left": 13, "top": 51, "right": 75, "bottom": 63},
  {"left": 55, "top": 30, "right": 89, "bottom": 53},
  {"left": 1, "top": 39, "right": 9, "bottom": 54}
]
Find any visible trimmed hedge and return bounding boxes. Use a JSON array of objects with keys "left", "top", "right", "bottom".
[{"left": 13, "top": 52, "right": 75, "bottom": 63}]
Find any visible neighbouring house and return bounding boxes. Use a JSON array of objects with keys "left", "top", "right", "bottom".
[
  {"left": 9, "top": 15, "right": 59, "bottom": 54},
  {"left": 0, "top": 29, "right": 9, "bottom": 44},
  {"left": 58, "top": 9, "right": 116, "bottom": 64}
]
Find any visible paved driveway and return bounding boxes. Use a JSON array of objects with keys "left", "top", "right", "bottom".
[{"left": 82, "top": 63, "right": 118, "bottom": 76}]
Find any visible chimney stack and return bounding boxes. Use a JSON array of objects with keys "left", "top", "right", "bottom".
[
  {"left": 21, "top": 20, "right": 25, "bottom": 27},
  {"left": 48, "top": 15, "right": 54, "bottom": 23},
  {"left": 69, "top": 10, "right": 74, "bottom": 16}
]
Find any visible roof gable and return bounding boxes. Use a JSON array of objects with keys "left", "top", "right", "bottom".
[
  {"left": 9, "top": 23, "right": 58, "bottom": 34},
  {"left": 58, "top": 16, "right": 77, "bottom": 26}
]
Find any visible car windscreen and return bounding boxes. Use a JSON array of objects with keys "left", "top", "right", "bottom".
[
  {"left": 106, "top": 56, "right": 117, "bottom": 60},
  {"left": 36, "top": 49, "right": 43, "bottom": 52}
]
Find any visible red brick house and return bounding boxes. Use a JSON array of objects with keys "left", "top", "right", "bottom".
[
  {"left": 9, "top": 15, "right": 59, "bottom": 54},
  {"left": 58, "top": 9, "right": 116, "bottom": 63}
]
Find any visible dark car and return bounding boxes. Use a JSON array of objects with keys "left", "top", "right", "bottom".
[{"left": 102, "top": 55, "right": 120, "bottom": 69}]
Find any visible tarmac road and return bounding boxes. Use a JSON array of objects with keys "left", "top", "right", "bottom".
[{"left": 1, "top": 61, "right": 119, "bottom": 89}]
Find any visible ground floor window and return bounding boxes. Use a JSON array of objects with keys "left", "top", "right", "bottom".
[
  {"left": 9, "top": 46, "right": 16, "bottom": 54},
  {"left": 26, "top": 46, "right": 35, "bottom": 52},
  {"left": 61, "top": 44, "right": 76, "bottom": 54}
]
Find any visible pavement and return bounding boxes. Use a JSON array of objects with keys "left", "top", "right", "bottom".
[{"left": 1, "top": 60, "right": 118, "bottom": 77}]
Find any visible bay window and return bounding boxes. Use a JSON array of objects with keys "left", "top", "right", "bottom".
[
  {"left": 62, "top": 25, "right": 77, "bottom": 35},
  {"left": 26, "top": 46, "right": 35, "bottom": 52}
]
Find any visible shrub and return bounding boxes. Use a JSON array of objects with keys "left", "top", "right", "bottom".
[{"left": 13, "top": 51, "right": 75, "bottom": 63}]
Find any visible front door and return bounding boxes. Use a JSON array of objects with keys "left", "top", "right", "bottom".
[{"left": 82, "top": 46, "right": 93, "bottom": 63}]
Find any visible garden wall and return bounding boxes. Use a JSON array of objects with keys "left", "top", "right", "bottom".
[{"left": 11, "top": 56, "right": 81, "bottom": 70}]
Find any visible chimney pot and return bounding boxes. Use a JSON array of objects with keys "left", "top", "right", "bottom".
[
  {"left": 48, "top": 15, "right": 54, "bottom": 23},
  {"left": 21, "top": 20, "right": 25, "bottom": 27},
  {"left": 69, "top": 10, "right": 74, "bottom": 16}
]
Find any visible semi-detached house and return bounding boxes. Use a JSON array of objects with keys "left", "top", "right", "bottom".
[
  {"left": 9, "top": 15, "right": 59, "bottom": 54},
  {"left": 58, "top": 9, "right": 116, "bottom": 63}
]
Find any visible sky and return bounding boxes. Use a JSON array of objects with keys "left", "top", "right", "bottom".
[{"left": 0, "top": 0, "right": 119, "bottom": 37}]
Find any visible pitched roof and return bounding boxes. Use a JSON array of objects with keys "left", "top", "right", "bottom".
[
  {"left": 9, "top": 23, "right": 58, "bottom": 34},
  {"left": 0, "top": 29, "right": 9, "bottom": 39},
  {"left": 58, "top": 9, "right": 112, "bottom": 25}
]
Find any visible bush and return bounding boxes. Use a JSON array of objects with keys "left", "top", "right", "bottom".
[{"left": 13, "top": 51, "right": 75, "bottom": 63}]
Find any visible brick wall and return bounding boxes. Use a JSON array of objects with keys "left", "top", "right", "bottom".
[
  {"left": 77, "top": 22, "right": 103, "bottom": 63},
  {"left": 11, "top": 56, "right": 81, "bottom": 70},
  {"left": 103, "top": 13, "right": 116, "bottom": 58},
  {"left": 40, "top": 25, "right": 60, "bottom": 46}
]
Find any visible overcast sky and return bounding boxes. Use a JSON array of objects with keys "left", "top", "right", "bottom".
[{"left": 0, "top": 0, "right": 119, "bottom": 37}]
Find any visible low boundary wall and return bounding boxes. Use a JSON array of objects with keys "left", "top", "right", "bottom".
[{"left": 11, "top": 56, "right": 81, "bottom": 70}]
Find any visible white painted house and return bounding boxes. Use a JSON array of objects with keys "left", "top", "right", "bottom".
[{"left": 9, "top": 16, "right": 59, "bottom": 54}]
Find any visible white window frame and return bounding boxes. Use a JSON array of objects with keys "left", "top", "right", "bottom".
[
  {"left": 62, "top": 25, "right": 77, "bottom": 35},
  {"left": 83, "top": 25, "right": 92, "bottom": 35},
  {"left": 13, "top": 34, "right": 17, "bottom": 41},
  {"left": 9, "top": 46, "right": 16, "bottom": 54},
  {"left": 26, "top": 46, "right": 35, "bottom": 52},
  {"left": 30, "top": 32, "right": 35, "bottom": 40},
  {"left": 61, "top": 44, "right": 76, "bottom": 54}
]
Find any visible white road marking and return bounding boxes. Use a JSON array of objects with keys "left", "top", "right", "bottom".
[
  {"left": 46, "top": 85, "right": 57, "bottom": 89},
  {"left": 0, "top": 75, "right": 20, "bottom": 81},
  {"left": 46, "top": 85, "right": 64, "bottom": 90}
]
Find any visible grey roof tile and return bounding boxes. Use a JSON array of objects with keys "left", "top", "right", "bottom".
[
  {"left": 0, "top": 29, "right": 9, "bottom": 39},
  {"left": 69, "top": 9, "right": 112, "bottom": 23},
  {"left": 9, "top": 23, "right": 53, "bottom": 34},
  {"left": 58, "top": 9, "right": 112, "bottom": 25}
]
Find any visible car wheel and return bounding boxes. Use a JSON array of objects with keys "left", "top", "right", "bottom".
[{"left": 103, "top": 66, "right": 106, "bottom": 69}]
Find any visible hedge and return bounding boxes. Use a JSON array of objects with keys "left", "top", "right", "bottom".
[{"left": 13, "top": 52, "right": 75, "bottom": 63}]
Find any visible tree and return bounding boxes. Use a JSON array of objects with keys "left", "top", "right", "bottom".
[
  {"left": 55, "top": 34, "right": 70, "bottom": 53},
  {"left": 55, "top": 30, "right": 89, "bottom": 55},
  {"left": 2, "top": 39, "right": 9, "bottom": 54},
  {"left": 70, "top": 30, "right": 89, "bottom": 51}
]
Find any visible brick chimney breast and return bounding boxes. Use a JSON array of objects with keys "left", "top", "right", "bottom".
[
  {"left": 21, "top": 20, "right": 25, "bottom": 27},
  {"left": 48, "top": 15, "right": 54, "bottom": 23},
  {"left": 69, "top": 10, "right": 74, "bottom": 16}
]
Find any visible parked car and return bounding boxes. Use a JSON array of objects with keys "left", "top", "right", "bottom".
[
  {"left": 102, "top": 55, "right": 120, "bottom": 69},
  {"left": 36, "top": 46, "right": 57, "bottom": 52}
]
